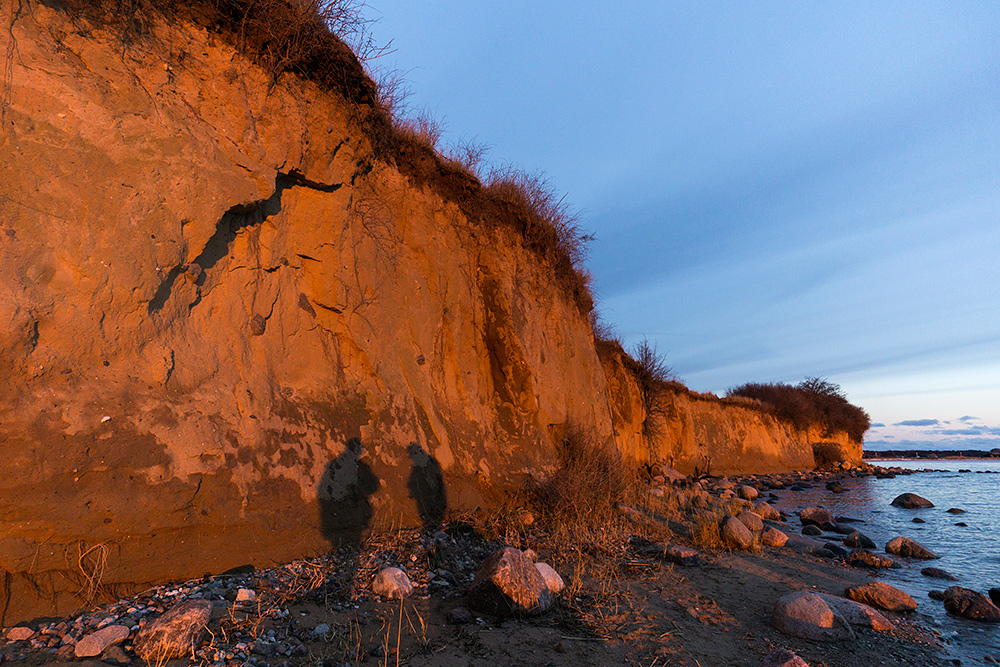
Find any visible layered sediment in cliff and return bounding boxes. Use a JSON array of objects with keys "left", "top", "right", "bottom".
[{"left": 0, "top": 4, "right": 861, "bottom": 624}]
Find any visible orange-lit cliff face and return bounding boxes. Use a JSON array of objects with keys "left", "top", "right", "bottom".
[{"left": 0, "top": 5, "right": 860, "bottom": 624}]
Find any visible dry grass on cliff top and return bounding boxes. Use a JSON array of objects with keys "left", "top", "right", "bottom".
[{"left": 58, "top": 0, "right": 595, "bottom": 312}]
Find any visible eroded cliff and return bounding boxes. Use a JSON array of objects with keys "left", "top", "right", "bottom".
[{"left": 0, "top": 3, "right": 862, "bottom": 624}]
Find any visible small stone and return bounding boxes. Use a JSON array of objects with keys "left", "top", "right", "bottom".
[
  {"left": 946, "top": 508, "right": 966, "bottom": 514},
  {"left": 101, "top": 644, "right": 132, "bottom": 666},
  {"left": 311, "top": 623, "right": 329, "bottom": 638},
  {"left": 737, "top": 485, "right": 759, "bottom": 500},
  {"left": 802, "top": 525, "right": 822, "bottom": 536},
  {"left": 5, "top": 627, "right": 34, "bottom": 641},
  {"left": 763, "top": 647, "right": 810, "bottom": 667},
  {"left": 372, "top": 567, "right": 414, "bottom": 599},
  {"left": 663, "top": 544, "right": 700, "bottom": 566},
  {"left": 446, "top": 607, "right": 473, "bottom": 624},
  {"left": 75, "top": 625, "right": 130, "bottom": 658},
  {"left": 235, "top": 588, "right": 256, "bottom": 604},
  {"left": 912, "top": 517, "right": 926, "bottom": 524}
]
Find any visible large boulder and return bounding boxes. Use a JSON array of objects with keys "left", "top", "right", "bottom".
[
  {"left": 891, "top": 493, "right": 934, "bottom": 509},
  {"left": 755, "top": 501, "right": 781, "bottom": 521},
  {"left": 761, "top": 526, "right": 789, "bottom": 548},
  {"left": 721, "top": 515, "right": 755, "bottom": 550},
  {"left": 845, "top": 582, "right": 917, "bottom": 612},
  {"left": 799, "top": 507, "right": 835, "bottom": 526},
  {"left": 737, "top": 510, "right": 764, "bottom": 533},
  {"left": 771, "top": 592, "right": 855, "bottom": 642},
  {"left": 468, "top": 547, "right": 552, "bottom": 617},
  {"left": 817, "top": 593, "right": 895, "bottom": 631},
  {"left": 847, "top": 550, "right": 900, "bottom": 569},
  {"left": 942, "top": 587, "right": 1000, "bottom": 622},
  {"left": 885, "top": 536, "right": 939, "bottom": 559},
  {"left": 133, "top": 599, "right": 212, "bottom": 661}
]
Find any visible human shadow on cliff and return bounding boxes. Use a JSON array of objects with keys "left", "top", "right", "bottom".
[
  {"left": 406, "top": 442, "right": 447, "bottom": 527},
  {"left": 317, "top": 437, "right": 378, "bottom": 547}
]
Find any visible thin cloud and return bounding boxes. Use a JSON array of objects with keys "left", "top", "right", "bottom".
[
  {"left": 894, "top": 419, "right": 940, "bottom": 427},
  {"left": 871, "top": 422, "right": 886, "bottom": 428},
  {"left": 957, "top": 415, "right": 980, "bottom": 422}
]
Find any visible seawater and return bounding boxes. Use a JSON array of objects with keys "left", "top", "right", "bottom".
[{"left": 769, "top": 459, "right": 1000, "bottom": 664}]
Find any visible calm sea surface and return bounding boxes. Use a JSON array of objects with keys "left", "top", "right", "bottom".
[{"left": 768, "top": 459, "right": 1000, "bottom": 664}]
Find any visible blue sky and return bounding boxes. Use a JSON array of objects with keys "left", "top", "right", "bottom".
[{"left": 364, "top": 2, "right": 1000, "bottom": 450}]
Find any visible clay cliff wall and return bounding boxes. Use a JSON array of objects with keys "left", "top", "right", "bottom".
[
  {"left": 599, "top": 347, "right": 861, "bottom": 474},
  {"left": 0, "top": 4, "right": 860, "bottom": 624}
]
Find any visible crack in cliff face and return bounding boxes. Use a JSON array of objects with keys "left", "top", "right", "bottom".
[{"left": 148, "top": 172, "right": 341, "bottom": 314}]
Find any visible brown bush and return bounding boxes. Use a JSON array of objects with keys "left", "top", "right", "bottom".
[{"left": 727, "top": 377, "right": 870, "bottom": 443}]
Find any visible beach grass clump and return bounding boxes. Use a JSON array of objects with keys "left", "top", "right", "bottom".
[{"left": 727, "top": 377, "right": 871, "bottom": 443}]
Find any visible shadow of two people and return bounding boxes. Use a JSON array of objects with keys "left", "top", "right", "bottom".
[{"left": 317, "top": 438, "right": 446, "bottom": 546}]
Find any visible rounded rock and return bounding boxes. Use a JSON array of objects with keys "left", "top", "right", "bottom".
[
  {"left": 891, "top": 493, "right": 934, "bottom": 509},
  {"left": 845, "top": 582, "right": 917, "bottom": 613}
]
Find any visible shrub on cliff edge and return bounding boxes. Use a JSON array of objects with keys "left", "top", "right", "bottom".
[{"left": 726, "top": 377, "right": 870, "bottom": 443}]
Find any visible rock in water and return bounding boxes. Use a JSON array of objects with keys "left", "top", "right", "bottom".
[
  {"left": 891, "top": 493, "right": 934, "bottom": 509},
  {"left": 372, "top": 567, "right": 414, "bottom": 599},
  {"left": 845, "top": 582, "right": 917, "bottom": 612},
  {"left": 721, "top": 515, "right": 755, "bottom": 550},
  {"left": 990, "top": 588, "right": 1000, "bottom": 607},
  {"left": 468, "top": 547, "right": 552, "bottom": 617},
  {"left": 921, "top": 567, "right": 958, "bottom": 581},
  {"left": 843, "top": 531, "right": 876, "bottom": 549},
  {"left": 75, "top": 625, "right": 130, "bottom": 658},
  {"left": 885, "top": 536, "right": 939, "bottom": 559},
  {"left": 799, "top": 507, "right": 835, "bottom": 526},
  {"left": 771, "top": 592, "right": 855, "bottom": 642},
  {"left": 133, "top": 599, "right": 212, "bottom": 661},
  {"left": 763, "top": 647, "right": 810, "bottom": 667},
  {"left": 847, "top": 550, "right": 900, "bottom": 569},
  {"left": 942, "top": 587, "right": 1000, "bottom": 622}
]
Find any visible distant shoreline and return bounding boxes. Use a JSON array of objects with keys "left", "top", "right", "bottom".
[{"left": 863, "top": 448, "right": 1000, "bottom": 461}]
